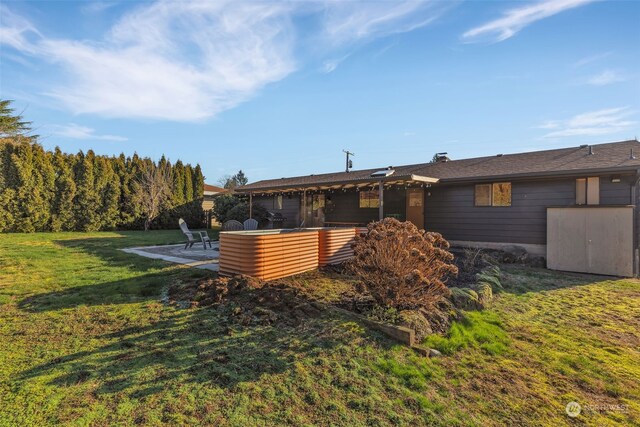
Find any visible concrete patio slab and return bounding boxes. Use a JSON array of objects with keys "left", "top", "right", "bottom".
[{"left": 122, "top": 243, "right": 220, "bottom": 271}]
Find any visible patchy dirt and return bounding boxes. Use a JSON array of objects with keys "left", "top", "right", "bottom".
[
  {"left": 447, "top": 247, "right": 497, "bottom": 288},
  {"left": 167, "top": 275, "right": 327, "bottom": 327},
  {"left": 165, "top": 247, "right": 512, "bottom": 337}
]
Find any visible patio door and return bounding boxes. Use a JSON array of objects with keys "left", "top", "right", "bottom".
[
  {"left": 303, "top": 194, "right": 325, "bottom": 227},
  {"left": 406, "top": 188, "right": 424, "bottom": 229}
]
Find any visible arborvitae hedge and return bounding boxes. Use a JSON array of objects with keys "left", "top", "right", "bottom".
[{"left": 0, "top": 138, "right": 205, "bottom": 232}]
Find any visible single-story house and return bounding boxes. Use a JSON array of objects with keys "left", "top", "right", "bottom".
[
  {"left": 236, "top": 139, "right": 640, "bottom": 277},
  {"left": 202, "top": 184, "right": 228, "bottom": 227}
]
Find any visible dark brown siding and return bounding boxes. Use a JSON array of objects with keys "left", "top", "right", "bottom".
[
  {"left": 600, "top": 175, "right": 634, "bottom": 204},
  {"left": 424, "top": 174, "right": 634, "bottom": 245},
  {"left": 325, "top": 188, "right": 406, "bottom": 225},
  {"left": 253, "top": 195, "right": 300, "bottom": 228}
]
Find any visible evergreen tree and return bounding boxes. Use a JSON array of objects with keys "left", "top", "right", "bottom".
[
  {"left": 126, "top": 153, "right": 146, "bottom": 229},
  {"left": 113, "top": 153, "right": 133, "bottom": 228},
  {"left": 73, "top": 150, "right": 100, "bottom": 231},
  {"left": 184, "top": 164, "right": 194, "bottom": 202},
  {"left": 0, "top": 122, "right": 206, "bottom": 232},
  {"left": 50, "top": 147, "right": 76, "bottom": 231},
  {"left": 156, "top": 156, "right": 175, "bottom": 228},
  {"left": 95, "top": 156, "right": 120, "bottom": 230},
  {"left": 220, "top": 169, "right": 249, "bottom": 189},
  {"left": 0, "top": 139, "right": 17, "bottom": 232},
  {"left": 0, "top": 100, "right": 35, "bottom": 140},
  {"left": 172, "top": 160, "right": 186, "bottom": 206},
  {"left": 9, "top": 141, "right": 52, "bottom": 231},
  {"left": 192, "top": 165, "right": 204, "bottom": 198},
  {"left": 234, "top": 170, "right": 248, "bottom": 187}
]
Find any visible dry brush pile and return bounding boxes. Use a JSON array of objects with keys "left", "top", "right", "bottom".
[{"left": 348, "top": 218, "right": 459, "bottom": 336}]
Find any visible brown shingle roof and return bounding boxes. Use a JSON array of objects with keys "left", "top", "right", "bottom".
[
  {"left": 203, "top": 184, "right": 227, "bottom": 193},
  {"left": 238, "top": 140, "right": 640, "bottom": 192}
]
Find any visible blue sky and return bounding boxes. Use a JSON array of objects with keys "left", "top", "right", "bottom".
[{"left": 1, "top": 0, "right": 639, "bottom": 184}]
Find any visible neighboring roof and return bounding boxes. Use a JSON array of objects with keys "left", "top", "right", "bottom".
[
  {"left": 203, "top": 184, "right": 228, "bottom": 194},
  {"left": 237, "top": 140, "right": 640, "bottom": 193}
]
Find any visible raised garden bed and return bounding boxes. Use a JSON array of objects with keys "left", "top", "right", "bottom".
[{"left": 219, "top": 228, "right": 357, "bottom": 280}]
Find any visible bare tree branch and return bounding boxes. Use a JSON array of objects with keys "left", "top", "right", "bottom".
[{"left": 134, "top": 162, "right": 172, "bottom": 231}]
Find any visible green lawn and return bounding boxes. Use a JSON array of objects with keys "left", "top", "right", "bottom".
[{"left": 0, "top": 232, "right": 638, "bottom": 426}]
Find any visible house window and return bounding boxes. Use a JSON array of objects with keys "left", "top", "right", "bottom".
[
  {"left": 576, "top": 177, "right": 599, "bottom": 205},
  {"left": 475, "top": 184, "right": 492, "bottom": 206},
  {"left": 359, "top": 190, "right": 379, "bottom": 208},
  {"left": 312, "top": 194, "right": 325, "bottom": 211},
  {"left": 475, "top": 182, "right": 512, "bottom": 206},
  {"left": 492, "top": 182, "right": 512, "bottom": 206}
]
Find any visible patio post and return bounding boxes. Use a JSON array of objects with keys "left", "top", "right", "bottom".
[
  {"left": 249, "top": 192, "right": 253, "bottom": 219},
  {"left": 378, "top": 180, "right": 384, "bottom": 220},
  {"left": 302, "top": 189, "right": 306, "bottom": 227}
]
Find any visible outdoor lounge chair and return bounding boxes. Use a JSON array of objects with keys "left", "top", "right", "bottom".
[
  {"left": 243, "top": 218, "right": 258, "bottom": 230},
  {"left": 222, "top": 220, "right": 244, "bottom": 231},
  {"left": 179, "top": 218, "right": 212, "bottom": 250}
]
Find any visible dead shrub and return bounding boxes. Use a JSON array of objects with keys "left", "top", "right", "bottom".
[{"left": 349, "top": 218, "right": 458, "bottom": 312}]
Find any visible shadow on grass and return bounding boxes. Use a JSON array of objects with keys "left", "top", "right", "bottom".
[
  {"left": 53, "top": 231, "right": 185, "bottom": 274},
  {"left": 499, "top": 264, "right": 616, "bottom": 295},
  {"left": 17, "top": 302, "right": 375, "bottom": 396},
  {"left": 17, "top": 270, "right": 208, "bottom": 312},
  {"left": 19, "top": 232, "right": 211, "bottom": 312}
]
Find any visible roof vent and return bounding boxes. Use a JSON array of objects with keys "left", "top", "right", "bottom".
[
  {"left": 589, "top": 146, "right": 594, "bottom": 155},
  {"left": 580, "top": 144, "right": 588, "bottom": 148},
  {"left": 496, "top": 154, "right": 503, "bottom": 157},
  {"left": 371, "top": 168, "right": 395, "bottom": 178},
  {"left": 631, "top": 149, "right": 636, "bottom": 160}
]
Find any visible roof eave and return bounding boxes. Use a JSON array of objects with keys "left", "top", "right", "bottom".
[
  {"left": 439, "top": 165, "right": 640, "bottom": 184},
  {"left": 235, "top": 174, "right": 439, "bottom": 193}
]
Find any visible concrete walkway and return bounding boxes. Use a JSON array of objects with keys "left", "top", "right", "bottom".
[{"left": 121, "top": 242, "right": 220, "bottom": 272}]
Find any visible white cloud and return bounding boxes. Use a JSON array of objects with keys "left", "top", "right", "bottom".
[
  {"left": 541, "top": 107, "right": 637, "bottom": 138},
  {"left": 0, "top": 5, "right": 41, "bottom": 54},
  {"left": 573, "top": 51, "right": 612, "bottom": 68},
  {"left": 462, "top": 0, "right": 596, "bottom": 43},
  {"left": 321, "top": 1, "right": 450, "bottom": 45},
  {"left": 321, "top": 53, "right": 351, "bottom": 73},
  {"left": 537, "top": 120, "right": 560, "bottom": 130},
  {"left": 1, "top": 1, "right": 448, "bottom": 121},
  {"left": 50, "top": 123, "right": 128, "bottom": 141},
  {"left": 81, "top": 2, "right": 118, "bottom": 15},
  {"left": 587, "top": 69, "right": 625, "bottom": 86}
]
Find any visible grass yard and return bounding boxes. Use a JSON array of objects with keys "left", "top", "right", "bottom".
[{"left": 0, "top": 231, "right": 638, "bottom": 426}]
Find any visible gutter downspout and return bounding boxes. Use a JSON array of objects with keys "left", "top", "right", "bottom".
[
  {"left": 249, "top": 192, "right": 253, "bottom": 219},
  {"left": 632, "top": 170, "right": 640, "bottom": 277}
]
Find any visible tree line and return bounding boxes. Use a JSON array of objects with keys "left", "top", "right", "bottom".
[{"left": 0, "top": 101, "right": 205, "bottom": 233}]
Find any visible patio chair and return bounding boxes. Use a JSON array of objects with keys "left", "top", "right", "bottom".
[
  {"left": 243, "top": 218, "right": 258, "bottom": 230},
  {"left": 222, "top": 220, "right": 244, "bottom": 231},
  {"left": 179, "top": 218, "right": 212, "bottom": 250}
]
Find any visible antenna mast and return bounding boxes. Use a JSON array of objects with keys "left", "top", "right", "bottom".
[{"left": 343, "top": 149, "right": 355, "bottom": 173}]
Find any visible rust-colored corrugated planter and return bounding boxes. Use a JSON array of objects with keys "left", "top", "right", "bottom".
[
  {"left": 318, "top": 228, "right": 357, "bottom": 266},
  {"left": 219, "top": 229, "right": 320, "bottom": 281}
]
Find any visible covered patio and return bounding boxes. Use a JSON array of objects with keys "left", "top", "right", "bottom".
[{"left": 236, "top": 168, "right": 439, "bottom": 229}]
